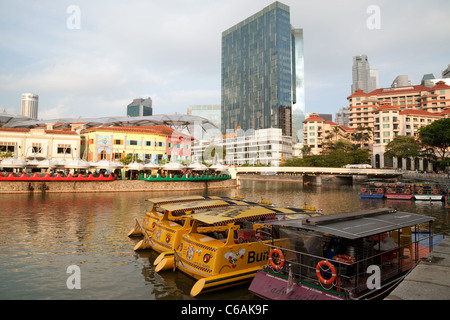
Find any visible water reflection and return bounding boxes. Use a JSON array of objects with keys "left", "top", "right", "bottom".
[{"left": 0, "top": 180, "right": 448, "bottom": 300}]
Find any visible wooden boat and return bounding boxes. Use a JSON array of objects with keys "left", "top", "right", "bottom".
[
  {"left": 413, "top": 183, "right": 443, "bottom": 201},
  {"left": 154, "top": 205, "right": 322, "bottom": 296},
  {"left": 133, "top": 198, "right": 250, "bottom": 252},
  {"left": 359, "top": 182, "right": 385, "bottom": 199},
  {"left": 385, "top": 183, "right": 413, "bottom": 200},
  {"left": 127, "top": 195, "right": 208, "bottom": 238},
  {"left": 0, "top": 172, "right": 116, "bottom": 181},
  {"left": 248, "top": 208, "right": 437, "bottom": 300}
]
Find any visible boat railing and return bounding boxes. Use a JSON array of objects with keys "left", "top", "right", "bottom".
[{"left": 264, "top": 233, "right": 435, "bottom": 299}]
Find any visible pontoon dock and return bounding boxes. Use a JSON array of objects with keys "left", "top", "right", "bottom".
[{"left": 386, "top": 236, "right": 450, "bottom": 300}]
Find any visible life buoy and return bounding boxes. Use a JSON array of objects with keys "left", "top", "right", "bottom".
[
  {"left": 360, "top": 188, "right": 366, "bottom": 193},
  {"left": 417, "top": 189, "right": 424, "bottom": 195},
  {"left": 268, "top": 248, "right": 285, "bottom": 271},
  {"left": 377, "top": 188, "right": 383, "bottom": 194},
  {"left": 432, "top": 189, "right": 439, "bottom": 195},
  {"left": 316, "top": 260, "right": 336, "bottom": 285},
  {"left": 333, "top": 254, "right": 356, "bottom": 264},
  {"left": 405, "top": 189, "right": 411, "bottom": 194},
  {"left": 387, "top": 188, "right": 394, "bottom": 194}
]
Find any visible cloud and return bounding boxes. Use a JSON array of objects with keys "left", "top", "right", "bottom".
[{"left": 0, "top": 0, "right": 449, "bottom": 120}]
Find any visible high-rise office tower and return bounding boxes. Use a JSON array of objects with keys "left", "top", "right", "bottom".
[
  {"left": 351, "top": 55, "right": 378, "bottom": 94},
  {"left": 221, "top": 2, "right": 305, "bottom": 141},
  {"left": 21, "top": 93, "right": 38, "bottom": 120},
  {"left": 127, "top": 98, "right": 153, "bottom": 117}
]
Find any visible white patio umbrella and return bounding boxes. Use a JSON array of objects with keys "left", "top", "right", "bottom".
[
  {"left": 127, "top": 161, "right": 144, "bottom": 171},
  {"left": 144, "top": 162, "right": 159, "bottom": 170},
  {"left": 64, "top": 158, "right": 91, "bottom": 169},
  {"left": 91, "top": 159, "right": 123, "bottom": 170},
  {"left": 0, "top": 157, "right": 27, "bottom": 169},
  {"left": 36, "top": 159, "right": 57, "bottom": 169},
  {"left": 187, "top": 161, "right": 208, "bottom": 171}
]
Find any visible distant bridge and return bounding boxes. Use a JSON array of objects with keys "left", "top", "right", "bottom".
[{"left": 228, "top": 166, "right": 402, "bottom": 185}]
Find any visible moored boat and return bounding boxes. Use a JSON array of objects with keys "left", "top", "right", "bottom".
[
  {"left": 385, "top": 183, "right": 414, "bottom": 200},
  {"left": 133, "top": 198, "right": 248, "bottom": 252},
  {"left": 359, "top": 182, "right": 385, "bottom": 199},
  {"left": 127, "top": 195, "right": 207, "bottom": 238},
  {"left": 154, "top": 205, "right": 322, "bottom": 296},
  {"left": 248, "top": 208, "right": 437, "bottom": 300},
  {"left": 413, "top": 183, "right": 443, "bottom": 201}
]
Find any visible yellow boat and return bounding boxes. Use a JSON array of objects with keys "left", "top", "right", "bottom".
[
  {"left": 134, "top": 198, "right": 246, "bottom": 252},
  {"left": 154, "top": 205, "right": 320, "bottom": 296},
  {"left": 128, "top": 195, "right": 207, "bottom": 238}
]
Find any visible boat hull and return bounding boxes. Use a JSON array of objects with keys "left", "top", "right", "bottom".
[
  {"left": 360, "top": 193, "right": 384, "bottom": 199},
  {"left": 386, "top": 194, "right": 413, "bottom": 200},
  {"left": 248, "top": 269, "right": 345, "bottom": 300},
  {"left": 414, "top": 195, "right": 443, "bottom": 201}
]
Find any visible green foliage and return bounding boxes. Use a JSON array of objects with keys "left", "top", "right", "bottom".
[
  {"left": 283, "top": 149, "right": 371, "bottom": 168},
  {"left": 119, "top": 154, "right": 143, "bottom": 166},
  {"left": 0, "top": 151, "right": 13, "bottom": 160},
  {"left": 384, "top": 136, "right": 421, "bottom": 159},
  {"left": 419, "top": 118, "right": 450, "bottom": 161}
]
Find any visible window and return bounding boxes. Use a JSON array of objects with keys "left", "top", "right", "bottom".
[
  {"left": 57, "top": 144, "right": 71, "bottom": 154},
  {"left": 383, "top": 139, "right": 390, "bottom": 143},
  {"left": 157, "top": 142, "right": 164, "bottom": 147},
  {"left": 32, "top": 143, "right": 42, "bottom": 153},
  {"left": 114, "top": 139, "right": 122, "bottom": 145},
  {"left": 129, "top": 140, "right": 138, "bottom": 146},
  {"left": 145, "top": 141, "right": 152, "bottom": 146},
  {"left": 383, "top": 116, "right": 389, "bottom": 121},
  {"left": 0, "top": 142, "right": 15, "bottom": 153},
  {"left": 383, "top": 124, "right": 390, "bottom": 128},
  {"left": 383, "top": 132, "right": 390, "bottom": 136}
]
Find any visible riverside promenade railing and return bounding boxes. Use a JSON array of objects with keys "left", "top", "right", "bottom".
[{"left": 229, "top": 166, "right": 401, "bottom": 178}]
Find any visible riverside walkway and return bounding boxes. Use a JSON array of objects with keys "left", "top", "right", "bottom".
[{"left": 385, "top": 236, "right": 450, "bottom": 300}]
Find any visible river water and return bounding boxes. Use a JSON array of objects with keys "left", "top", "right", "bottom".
[{"left": 0, "top": 179, "right": 448, "bottom": 300}]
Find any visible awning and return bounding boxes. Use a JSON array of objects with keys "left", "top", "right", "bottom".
[
  {"left": 185, "top": 206, "right": 277, "bottom": 226},
  {"left": 270, "top": 208, "right": 435, "bottom": 240}
]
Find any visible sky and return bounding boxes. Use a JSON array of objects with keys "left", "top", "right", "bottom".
[{"left": 0, "top": 0, "right": 449, "bottom": 121}]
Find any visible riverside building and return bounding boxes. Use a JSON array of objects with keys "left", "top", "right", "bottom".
[
  {"left": 221, "top": 2, "right": 305, "bottom": 142},
  {"left": 82, "top": 126, "right": 192, "bottom": 164},
  {"left": 192, "top": 127, "right": 292, "bottom": 166}
]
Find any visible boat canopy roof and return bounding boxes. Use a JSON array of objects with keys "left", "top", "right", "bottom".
[
  {"left": 159, "top": 200, "right": 232, "bottom": 213},
  {"left": 183, "top": 206, "right": 277, "bottom": 225},
  {"left": 145, "top": 195, "right": 206, "bottom": 205},
  {"left": 270, "top": 208, "right": 435, "bottom": 240}
]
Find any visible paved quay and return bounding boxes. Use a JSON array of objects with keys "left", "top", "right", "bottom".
[{"left": 385, "top": 236, "right": 450, "bottom": 300}]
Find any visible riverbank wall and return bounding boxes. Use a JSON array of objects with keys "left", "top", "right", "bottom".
[{"left": 0, "top": 178, "right": 237, "bottom": 194}]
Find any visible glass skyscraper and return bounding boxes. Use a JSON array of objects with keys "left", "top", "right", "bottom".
[{"left": 221, "top": 2, "right": 305, "bottom": 141}]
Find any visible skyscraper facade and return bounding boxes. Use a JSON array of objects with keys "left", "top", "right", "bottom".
[
  {"left": 21, "top": 93, "right": 38, "bottom": 120},
  {"left": 127, "top": 98, "right": 153, "bottom": 117},
  {"left": 221, "top": 2, "right": 304, "bottom": 140},
  {"left": 351, "top": 55, "right": 378, "bottom": 94}
]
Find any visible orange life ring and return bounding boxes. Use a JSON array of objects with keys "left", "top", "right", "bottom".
[
  {"left": 387, "top": 188, "right": 394, "bottom": 194},
  {"left": 377, "top": 188, "right": 383, "bottom": 194},
  {"left": 360, "top": 188, "right": 366, "bottom": 193},
  {"left": 417, "top": 189, "right": 423, "bottom": 195},
  {"left": 316, "top": 260, "right": 336, "bottom": 285},
  {"left": 333, "top": 254, "right": 356, "bottom": 264},
  {"left": 405, "top": 189, "right": 411, "bottom": 194},
  {"left": 268, "top": 248, "right": 285, "bottom": 271},
  {"left": 432, "top": 189, "right": 439, "bottom": 195}
]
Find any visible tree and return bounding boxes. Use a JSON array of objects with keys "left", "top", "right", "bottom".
[
  {"left": 418, "top": 118, "right": 450, "bottom": 167},
  {"left": 384, "top": 136, "right": 421, "bottom": 159}
]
